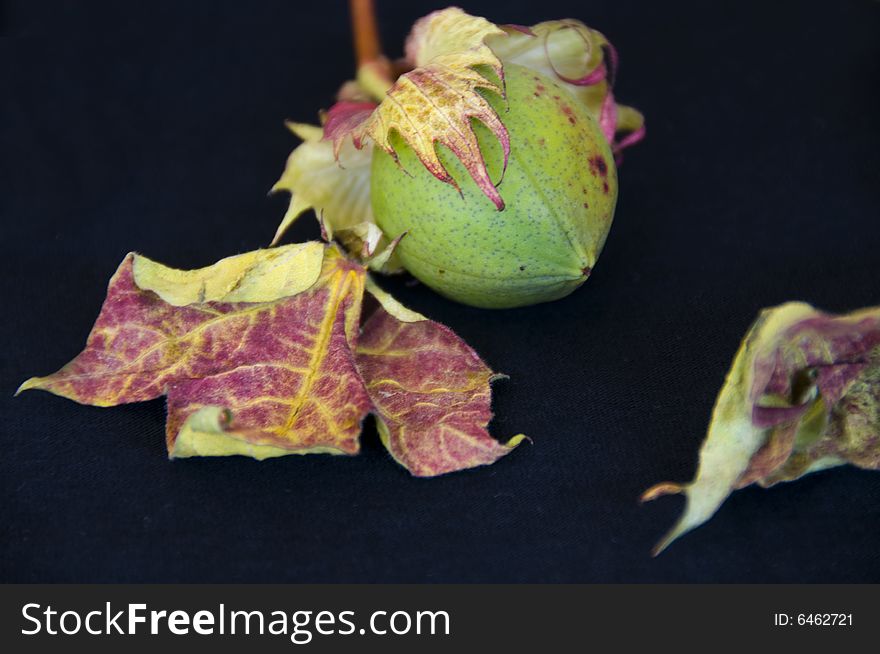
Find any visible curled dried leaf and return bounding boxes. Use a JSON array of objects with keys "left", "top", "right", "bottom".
[
  {"left": 643, "top": 302, "right": 880, "bottom": 554},
  {"left": 132, "top": 241, "right": 325, "bottom": 305}
]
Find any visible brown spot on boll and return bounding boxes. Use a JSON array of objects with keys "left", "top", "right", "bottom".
[{"left": 588, "top": 155, "right": 608, "bottom": 178}]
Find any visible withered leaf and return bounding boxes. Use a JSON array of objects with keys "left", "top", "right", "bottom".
[
  {"left": 357, "top": 293, "right": 526, "bottom": 477},
  {"left": 20, "top": 245, "right": 371, "bottom": 457},
  {"left": 643, "top": 302, "right": 880, "bottom": 554},
  {"left": 19, "top": 244, "right": 524, "bottom": 476}
]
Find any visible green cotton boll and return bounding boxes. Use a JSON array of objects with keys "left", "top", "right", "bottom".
[{"left": 370, "top": 63, "right": 618, "bottom": 309}]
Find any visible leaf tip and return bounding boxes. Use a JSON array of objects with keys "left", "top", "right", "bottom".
[
  {"left": 650, "top": 537, "right": 672, "bottom": 558},
  {"left": 649, "top": 520, "right": 693, "bottom": 557},
  {"left": 284, "top": 121, "right": 322, "bottom": 141},
  {"left": 641, "top": 483, "right": 691, "bottom": 556},
  {"left": 505, "top": 433, "right": 530, "bottom": 449},
  {"left": 15, "top": 377, "right": 42, "bottom": 396}
]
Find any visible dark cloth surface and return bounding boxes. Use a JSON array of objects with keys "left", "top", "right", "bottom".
[{"left": 2, "top": 0, "right": 879, "bottom": 582}]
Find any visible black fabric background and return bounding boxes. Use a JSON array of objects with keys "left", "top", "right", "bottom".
[{"left": 2, "top": 0, "right": 879, "bottom": 583}]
